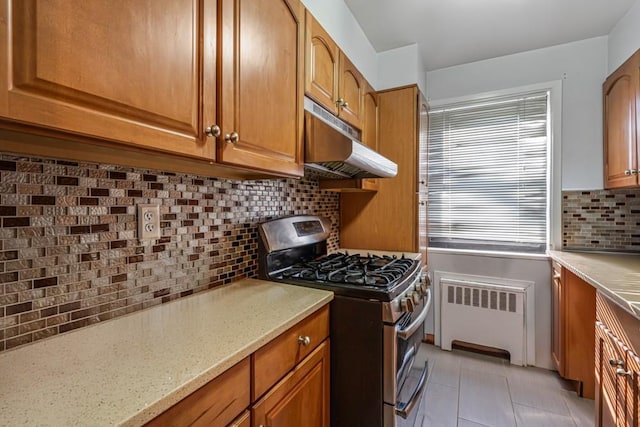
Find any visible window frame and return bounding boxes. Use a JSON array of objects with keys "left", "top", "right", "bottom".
[{"left": 426, "top": 81, "right": 562, "bottom": 257}]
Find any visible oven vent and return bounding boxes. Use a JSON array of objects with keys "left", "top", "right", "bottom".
[{"left": 440, "top": 278, "right": 528, "bottom": 365}]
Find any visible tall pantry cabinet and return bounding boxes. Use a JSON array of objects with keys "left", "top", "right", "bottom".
[{"left": 340, "top": 85, "right": 428, "bottom": 262}]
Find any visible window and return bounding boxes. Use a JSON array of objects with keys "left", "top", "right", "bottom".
[{"left": 427, "top": 89, "right": 550, "bottom": 253}]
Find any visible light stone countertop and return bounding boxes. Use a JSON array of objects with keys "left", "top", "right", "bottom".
[
  {"left": 0, "top": 278, "right": 333, "bottom": 427},
  {"left": 548, "top": 250, "right": 640, "bottom": 319}
]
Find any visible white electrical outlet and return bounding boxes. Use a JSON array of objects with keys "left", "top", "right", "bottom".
[{"left": 138, "top": 204, "right": 160, "bottom": 240}]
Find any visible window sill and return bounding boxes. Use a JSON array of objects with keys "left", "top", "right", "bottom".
[{"left": 427, "top": 247, "right": 550, "bottom": 261}]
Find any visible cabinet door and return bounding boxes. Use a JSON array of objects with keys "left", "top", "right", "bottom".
[
  {"left": 252, "top": 340, "right": 330, "bottom": 427},
  {"left": 304, "top": 11, "right": 339, "bottom": 115},
  {"left": 361, "top": 81, "right": 379, "bottom": 191},
  {"left": 218, "top": 0, "right": 304, "bottom": 177},
  {"left": 337, "top": 52, "right": 364, "bottom": 129},
  {"left": 603, "top": 54, "right": 639, "bottom": 188},
  {"left": 340, "top": 86, "right": 419, "bottom": 252},
  {"left": 551, "top": 262, "right": 565, "bottom": 375},
  {"left": 228, "top": 410, "right": 250, "bottom": 427},
  {"left": 0, "top": 0, "right": 214, "bottom": 160}
]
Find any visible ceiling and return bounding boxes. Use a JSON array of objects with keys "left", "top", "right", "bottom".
[{"left": 343, "top": 0, "right": 636, "bottom": 71}]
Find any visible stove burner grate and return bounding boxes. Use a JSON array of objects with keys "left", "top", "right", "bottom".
[{"left": 278, "top": 252, "right": 416, "bottom": 289}]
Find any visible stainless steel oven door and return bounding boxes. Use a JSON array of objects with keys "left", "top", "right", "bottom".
[{"left": 383, "top": 288, "right": 432, "bottom": 426}]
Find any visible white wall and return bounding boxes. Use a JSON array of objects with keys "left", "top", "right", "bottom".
[
  {"left": 426, "top": 252, "right": 553, "bottom": 369},
  {"left": 608, "top": 0, "right": 640, "bottom": 73},
  {"left": 301, "top": 0, "right": 378, "bottom": 87},
  {"left": 426, "top": 36, "right": 608, "bottom": 191},
  {"left": 377, "top": 44, "right": 427, "bottom": 94}
]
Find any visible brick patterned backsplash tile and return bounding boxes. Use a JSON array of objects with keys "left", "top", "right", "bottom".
[
  {"left": 0, "top": 152, "right": 340, "bottom": 352},
  {"left": 562, "top": 189, "right": 640, "bottom": 252}
]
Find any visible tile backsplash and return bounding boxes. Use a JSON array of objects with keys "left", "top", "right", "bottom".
[
  {"left": 563, "top": 189, "right": 640, "bottom": 252},
  {"left": 0, "top": 153, "right": 339, "bottom": 352}
]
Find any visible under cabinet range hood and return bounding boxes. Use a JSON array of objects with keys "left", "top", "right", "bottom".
[{"left": 304, "top": 97, "right": 398, "bottom": 179}]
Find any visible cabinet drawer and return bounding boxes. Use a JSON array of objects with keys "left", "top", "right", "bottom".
[
  {"left": 252, "top": 305, "right": 330, "bottom": 400},
  {"left": 228, "top": 410, "right": 250, "bottom": 427},
  {"left": 146, "top": 358, "right": 250, "bottom": 427}
]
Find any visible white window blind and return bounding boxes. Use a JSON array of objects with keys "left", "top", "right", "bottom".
[{"left": 427, "top": 90, "right": 549, "bottom": 253}]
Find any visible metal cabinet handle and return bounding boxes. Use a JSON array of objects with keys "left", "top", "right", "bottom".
[
  {"left": 204, "top": 124, "right": 220, "bottom": 138},
  {"left": 224, "top": 131, "right": 239, "bottom": 144},
  {"left": 298, "top": 335, "right": 311, "bottom": 346},
  {"left": 609, "top": 358, "right": 624, "bottom": 367},
  {"left": 336, "top": 98, "right": 344, "bottom": 107},
  {"left": 625, "top": 169, "right": 632, "bottom": 175},
  {"left": 616, "top": 367, "right": 632, "bottom": 377},
  {"left": 342, "top": 101, "right": 349, "bottom": 108},
  {"left": 632, "top": 169, "right": 639, "bottom": 175}
]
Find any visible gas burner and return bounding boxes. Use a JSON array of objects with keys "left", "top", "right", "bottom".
[{"left": 278, "top": 252, "right": 416, "bottom": 289}]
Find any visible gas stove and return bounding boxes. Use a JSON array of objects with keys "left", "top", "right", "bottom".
[{"left": 257, "top": 215, "right": 431, "bottom": 427}]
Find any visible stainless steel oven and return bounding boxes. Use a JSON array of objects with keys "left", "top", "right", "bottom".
[
  {"left": 257, "top": 215, "right": 432, "bottom": 427},
  {"left": 383, "top": 278, "right": 431, "bottom": 426}
]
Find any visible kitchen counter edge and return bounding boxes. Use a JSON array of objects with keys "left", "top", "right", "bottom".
[{"left": 548, "top": 250, "right": 640, "bottom": 320}]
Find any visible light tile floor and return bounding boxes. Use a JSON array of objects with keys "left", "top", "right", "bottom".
[{"left": 413, "top": 344, "right": 595, "bottom": 426}]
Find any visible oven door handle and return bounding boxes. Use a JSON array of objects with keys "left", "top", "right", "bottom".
[
  {"left": 395, "top": 361, "right": 428, "bottom": 419},
  {"left": 397, "top": 288, "right": 431, "bottom": 341}
]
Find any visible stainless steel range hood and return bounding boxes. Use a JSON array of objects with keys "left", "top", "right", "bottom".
[{"left": 304, "top": 97, "right": 398, "bottom": 179}]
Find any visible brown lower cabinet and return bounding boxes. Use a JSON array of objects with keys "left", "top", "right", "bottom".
[
  {"left": 550, "top": 261, "right": 596, "bottom": 398},
  {"left": 146, "top": 305, "right": 330, "bottom": 427},
  {"left": 253, "top": 341, "right": 330, "bottom": 427},
  {"left": 596, "top": 291, "right": 640, "bottom": 427},
  {"left": 229, "top": 411, "right": 251, "bottom": 427}
]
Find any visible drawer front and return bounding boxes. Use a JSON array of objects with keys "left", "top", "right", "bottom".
[
  {"left": 147, "top": 358, "right": 250, "bottom": 427},
  {"left": 252, "top": 305, "right": 330, "bottom": 401},
  {"left": 228, "top": 410, "right": 250, "bottom": 427}
]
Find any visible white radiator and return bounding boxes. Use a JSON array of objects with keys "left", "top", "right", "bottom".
[{"left": 440, "top": 278, "right": 528, "bottom": 366}]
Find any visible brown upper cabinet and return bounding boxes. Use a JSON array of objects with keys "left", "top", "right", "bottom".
[
  {"left": 341, "top": 85, "right": 428, "bottom": 262},
  {"left": 0, "top": 0, "right": 213, "bottom": 160},
  {"left": 0, "top": 0, "right": 304, "bottom": 178},
  {"left": 304, "top": 12, "right": 364, "bottom": 129},
  {"left": 217, "top": 0, "right": 305, "bottom": 177},
  {"left": 603, "top": 48, "right": 640, "bottom": 188}
]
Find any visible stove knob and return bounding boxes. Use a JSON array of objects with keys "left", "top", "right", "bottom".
[
  {"left": 411, "top": 291, "right": 421, "bottom": 304},
  {"left": 401, "top": 295, "right": 415, "bottom": 312}
]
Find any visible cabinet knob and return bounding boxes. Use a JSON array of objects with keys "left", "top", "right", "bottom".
[
  {"left": 609, "top": 358, "right": 624, "bottom": 367},
  {"left": 342, "top": 101, "right": 349, "bottom": 108},
  {"left": 224, "top": 131, "right": 239, "bottom": 144},
  {"left": 632, "top": 169, "right": 639, "bottom": 175},
  {"left": 204, "top": 124, "right": 220, "bottom": 138},
  {"left": 298, "top": 335, "right": 311, "bottom": 346},
  {"left": 616, "top": 367, "right": 632, "bottom": 377},
  {"left": 336, "top": 98, "right": 344, "bottom": 107}
]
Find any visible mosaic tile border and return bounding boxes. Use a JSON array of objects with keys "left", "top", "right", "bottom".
[
  {"left": 0, "top": 152, "right": 339, "bottom": 352},
  {"left": 562, "top": 189, "right": 640, "bottom": 252}
]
